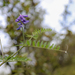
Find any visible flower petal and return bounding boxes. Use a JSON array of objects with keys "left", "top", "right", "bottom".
[
  {"left": 18, "top": 22, "right": 22, "bottom": 25},
  {"left": 23, "top": 20, "right": 29, "bottom": 24},
  {"left": 23, "top": 15, "right": 28, "bottom": 17},
  {"left": 15, "top": 19, "right": 19, "bottom": 22},
  {"left": 17, "top": 25, "right": 23, "bottom": 30}
]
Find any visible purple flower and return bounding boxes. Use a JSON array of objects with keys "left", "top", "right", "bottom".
[
  {"left": 23, "top": 20, "right": 29, "bottom": 24},
  {"left": 18, "top": 22, "right": 22, "bottom": 25},
  {"left": 23, "top": 15, "right": 28, "bottom": 17},
  {"left": 17, "top": 25, "right": 23, "bottom": 30},
  {"left": 15, "top": 14, "right": 29, "bottom": 30}
]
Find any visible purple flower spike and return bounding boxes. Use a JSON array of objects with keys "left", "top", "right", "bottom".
[{"left": 15, "top": 14, "right": 29, "bottom": 30}]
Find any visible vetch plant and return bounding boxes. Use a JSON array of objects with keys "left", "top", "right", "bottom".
[{"left": 0, "top": 14, "right": 67, "bottom": 66}]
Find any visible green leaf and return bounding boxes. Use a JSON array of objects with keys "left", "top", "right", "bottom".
[
  {"left": 53, "top": 45, "right": 57, "bottom": 49},
  {"left": 46, "top": 42, "right": 50, "bottom": 48},
  {"left": 36, "top": 40, "right": 40, "bottom": 47},
  {"left": 27, "top": 40, "right": 31, "bottom": 46},
  {"left": 15, "top": 44, "right": 24, "bottom": 46},
  {"left": 40, "top": 41, "right": 44, "bottom": 47},
  {"left": 25, "top": 41, "right": 27, "bottom": 46},
  {"left": 20, "top": 41, "right": 23, "bottom": 43},
  {"left": 43, "top": 42, "right": 47, "bottom": 47},
  {"left": 0, "top": 56, "right": 31, "bottom": 62},
  {"left": 49, "top": 44, "right": 54, "bottom": 49},
  {"left": 31, "top": 28, "right": 52, "bottom": 40},
  {"left": 33, "top": 35, "right": 38, "bottom": 39},
  {"left": 57, "top": 46, "right": 60, "bottom": 50},
  {"left": 26, "top": 34, "right": 32, "bottom": 38},
  {"left": 32, "top": 40, "right": 36, "bottom": 46}
]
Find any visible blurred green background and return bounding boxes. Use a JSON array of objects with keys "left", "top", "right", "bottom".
[{"left": 0, "top": 0, "right": 75, "bottom": 75}]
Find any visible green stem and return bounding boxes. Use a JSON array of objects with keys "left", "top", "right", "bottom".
[
  {"left": 0, "top": 46, "right": 24, "bottom": 66},
  {"left": 22, "top": 27, "right": 25, "bottom": 43},
  {"left": 23, "top": 25, "right": 27, "bottom": 75}
]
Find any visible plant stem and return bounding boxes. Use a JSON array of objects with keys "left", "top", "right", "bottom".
[
  {"left": 22, "top": 27, "right": 25, "bottom": 43},
  {"left": 23, "top": 25, "right": 27, "bottom": 75},
  {"left": 0, "top": 46, "right": 24, "bottom": 66}
]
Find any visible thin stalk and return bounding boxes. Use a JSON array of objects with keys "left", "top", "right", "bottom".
[
  {"left": 23, "top": 25, "right": 26, "bottom": 75},
  {"left": 0, "top": 38, "right": 4, "bottom": 61},
  {"left": 29, "top": 35, "right": 34, "bottom": 41},
  {"left": 0, "top": 46, "right": 24, "bottom": 66},
  {"left": 22, "top": 27, "right": 25, "bottom": 43}
]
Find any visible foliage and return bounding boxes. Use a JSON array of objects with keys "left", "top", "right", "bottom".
[
  {"left": 27, "top": 28, "right": 52, "bottom": 39},
  {"left": 0, "top": 0, "right": 73, "bottom": 75},
  {"left": 0, "top": 55, "right": 31, "bottom": 62},
  {"left": 19, "top": 40, "right": 60, "bottom": 51},
  {"left": 0, "top": 28, "right": 63, "bottom": 64}
]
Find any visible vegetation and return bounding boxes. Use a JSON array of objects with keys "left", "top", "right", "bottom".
[{"left": 0, "top": 0, "right": 75, "bottom": 75}]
